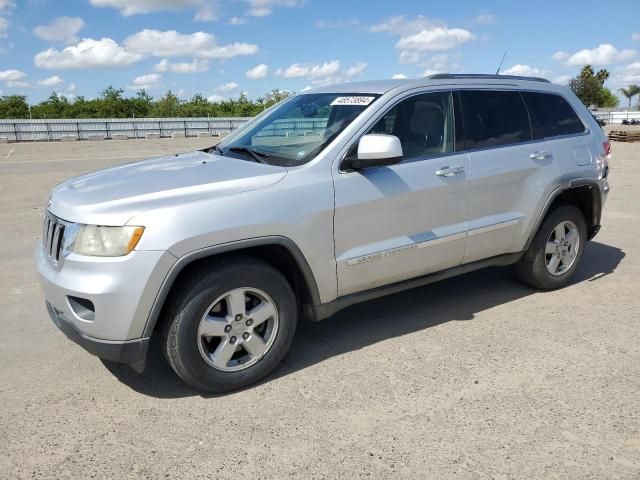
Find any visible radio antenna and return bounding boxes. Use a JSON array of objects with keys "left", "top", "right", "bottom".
[{"left": 496, "top": 51, "right": 507, "bottom": 75}]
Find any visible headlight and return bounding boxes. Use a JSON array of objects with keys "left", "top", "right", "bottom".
[{"left": 72, "top": 225, "right": 145, "bottom": 257}]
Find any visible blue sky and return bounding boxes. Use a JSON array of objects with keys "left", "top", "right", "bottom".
[{"left": 1, "top": 0, "right": 639, "bottom": 103}]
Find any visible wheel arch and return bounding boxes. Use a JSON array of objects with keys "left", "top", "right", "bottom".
[
  {"left": 142, "top": 236, "right": 321, "bottom": 337},
  {"left": 524, "top": 179, "right": 603, "bottom": 251}
]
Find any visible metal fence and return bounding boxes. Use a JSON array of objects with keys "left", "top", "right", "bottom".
[
  {"left": 0, "top": 116, "right": 331, "bottom": 142},
  {"left": 591, "top": 110, "right": 640, "bottom": 125},
  {"left": 0, "top": 117, "right": 250, "bottom": 142}
]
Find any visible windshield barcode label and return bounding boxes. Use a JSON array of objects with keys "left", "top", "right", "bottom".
[{"left": 330, "top": 96, "right": 375, "bottom": 106}]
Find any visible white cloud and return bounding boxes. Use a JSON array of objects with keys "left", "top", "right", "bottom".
[
  {"left": 0, "top": 68, "right": 25, "bottom": 83},
  {"left": 0, "top": 0, "right": 13, "bottom": 38},
  {"left": 37, "top": 75, "right": 65, "bottom": 87},
  {"left": 552, "top": 51, "right": 570, "bottom": 61},
  {"left": 207, "top": 94, "right": 226, "bottom": 102},
  {"left": 89, "top": 0, "right": 215, "bottom": 20},
  {"left": 392, "top": 73, "right": 408, "bottom": 79},
  {"left": 67, "top": 83, "right": 76, "bottom": 92},
  {"left": 279, "top": 60, "right": 340, "bottom": 80},
  {"left": 228, "top": 16, "right": 246, "bottom": 25},
  {"left": 371, "top": 16, "right": 474, "bottom": 65},
  {"left": 396, "top": 27, "right": 474, "bottom": 52},
  {"left": 246, "top": 63, "right": 268, "bottom": 79},
  {"left": 154, "top": 58, "right": 209, "bottom": 73},
  {"left": 473, "top": 13, "right": 495, "bottom": 25},
  {"left": 277, "top": 60, "right": 367, "bottom": 86},
  {"left": 344, "top": 62, "right": 367, "bottom": 77},
  {"left": 502, "top": 64, "right": 545, "bottom": 76},
  {"left": 559, "top": 44, "right": 637, "bottom": 66},
  {"left": 612, "top": 62, "right": 640, "bottom": 85},
  {"left": 33, "top": 17, "right": 85, "bottom": 44},
  {"left": 35, "top": 38, "right": 143, "bottom": 69},
  {"left": 123, "top": 29, "right": 258, "bottom": 59},
  {"left": 632, "top": 33, "right": 640, "bottom": 41},
  {"left": 216, "top": 81, "right": 239, "bottom": 92},
  {"left": 553, "top": 75, "right": 572, "bottom": 85},
  {"left": 314, "top": 19, "right": 359, "bottom": 29},
  {"left": 245, "top": 0, "right": 303, "bottom": 17},
  {"left": 129, "top": 73, "right": 161, "bottom": 89}
]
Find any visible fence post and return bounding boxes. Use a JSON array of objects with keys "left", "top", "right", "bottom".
[
  {"left": 184, "top": 120, "right": 187, "bottom": 137},
  {"left": 76, "top": 121, "right": 80, "bottom": 140},
  {"left": 12, "top": 122, "right": 17, "bottom": 142}
]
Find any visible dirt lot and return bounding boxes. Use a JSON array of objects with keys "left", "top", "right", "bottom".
[{"left": 0, "top": 138, "right": 638, "bottom": 479}]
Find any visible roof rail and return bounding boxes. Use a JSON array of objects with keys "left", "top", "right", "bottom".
[{"left": 426, "top": 73, "right": 551, "bottom": 83}]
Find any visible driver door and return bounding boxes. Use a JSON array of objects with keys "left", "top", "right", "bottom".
[{"left": 333, "top": 90, "right": 470, "bottom": 296}]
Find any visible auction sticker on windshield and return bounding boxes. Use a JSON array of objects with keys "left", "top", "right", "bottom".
[{"left": 330, "top": 96, "right": 376, "bottom": 106}]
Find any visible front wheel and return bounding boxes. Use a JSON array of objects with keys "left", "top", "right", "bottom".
[
  {"left": 161, "top": 255, "right": 297, "bottom": 393},
  {"left": 516, "top": 205, "right": 587, "bottom": 290}
]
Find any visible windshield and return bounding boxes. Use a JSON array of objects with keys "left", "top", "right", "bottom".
[{"left": 218, "top": 93, "right": 380, "bottom": 166}]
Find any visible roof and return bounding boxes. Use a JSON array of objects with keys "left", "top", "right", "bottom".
[{"left": 304, "top": 74, "right": 556, "bottom": 96}]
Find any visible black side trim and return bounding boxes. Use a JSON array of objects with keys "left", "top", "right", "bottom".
[
  {"left": 524, "top": 178, "right": 603, "bottom": 250},
  {"left": 47, "top": 302, "right": 149, "bottom": 372},
  {"left": 142, "top": 236, "right": 321, "bottom": 337},
  {"left": 310, "top": 252, "right": 522, "bottom": 321}
]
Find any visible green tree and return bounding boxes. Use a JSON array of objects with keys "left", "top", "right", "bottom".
[
  {"left": 599, "top": 88, "right": 620, "bottom": 108},
  {"left": 150, "top": 90, "right": 181, "bottom": 117},
  {"left": 569, "top": 65, "right": 611, "bottom": 107},
  {"left": 130, "top": 89, "right": 153, "bottom": 118},
  {"left": 0, "top": 95, "right": 30, "bottom": 118},
  {"left": 618, "top": 85, "right": 640, "bottom": 110}
]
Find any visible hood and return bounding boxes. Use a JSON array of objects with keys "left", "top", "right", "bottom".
[{"left": 48, "top": 150, "right": 287, "bottom": 225}]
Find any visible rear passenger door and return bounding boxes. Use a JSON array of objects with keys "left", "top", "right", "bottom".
[{"left": 459, "top": 89, "right": 556, "bottom": 263}]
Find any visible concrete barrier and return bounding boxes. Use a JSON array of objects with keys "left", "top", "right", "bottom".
[
  {"left": 198, "top": 132, "right": 213, "bottom": 138},
  {"left": 88, "top": 134, "right": 105, "bottom": 141},
  {"left": 171, "top": 132, "right": 186, "bottom": 139},
  {"left": 146, "top": 133, "right": 161, "bottom": 139},
  {"left": 60, "top": 135, "right": 77, "bottom": 142},
  {"left": 112, "top": 134, "right": 129, "bottom": 140},
  {"left": 0, "top": 137, "right": 8, "bottom": 143}
]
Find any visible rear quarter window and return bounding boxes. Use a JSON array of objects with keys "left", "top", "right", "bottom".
[
  {"left": 460, "top": 90, "right": 531, "bottom": 149},
  {"left": 521, "top": 92, "right": 586, "bottom": 140}
]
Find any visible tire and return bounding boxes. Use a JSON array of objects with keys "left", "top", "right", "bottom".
[
  {"left": 516, "top": 205, "right": 587, "bottom": 290},
  {"left": 161, "top": 254, "right": 297, "bottom": 393}
]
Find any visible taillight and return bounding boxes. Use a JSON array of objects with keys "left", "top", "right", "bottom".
[{"left": 603, "top": 141, "right": 611, "bottom": 159}]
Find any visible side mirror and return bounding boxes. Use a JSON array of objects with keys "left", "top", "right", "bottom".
[{"left": 344, "top": 134, "right": 403, "bottom": 170}]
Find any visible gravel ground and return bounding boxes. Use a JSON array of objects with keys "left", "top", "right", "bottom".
[{"left": 0, "top": 138, "right": 638, "bottom": 479}]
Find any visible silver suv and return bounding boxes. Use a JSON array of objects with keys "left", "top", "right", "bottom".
[{"left": 37, "top": 74, "right": 611, "bottom": 392}]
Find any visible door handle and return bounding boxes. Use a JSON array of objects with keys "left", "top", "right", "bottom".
[
  {"left": 530, "top": 151, "right": 552, "bottom": 161},
  {"left": 436, "top": 165, "right": 465, "bottom": 177}
]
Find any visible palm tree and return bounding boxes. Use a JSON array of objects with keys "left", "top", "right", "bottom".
[{"left": 618, "top": 85, "right": 640, "bottom": 110}]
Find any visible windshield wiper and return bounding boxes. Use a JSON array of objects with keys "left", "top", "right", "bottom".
[
  {"left": 228, "top": 146, "right": 270, "bottom": 164},
  {"left": 201, "top": 144, "right": 224, "bottom": 155}
]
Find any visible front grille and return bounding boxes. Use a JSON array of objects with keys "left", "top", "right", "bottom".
[{"left": 42, "top": 213, "right": 66, "bottom": 265}]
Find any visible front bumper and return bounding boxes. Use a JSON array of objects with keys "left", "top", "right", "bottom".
[
  {"left": 46, "top": 301, "right": 150, "bottom": 371},
  {"left": 36, "top": 243, "right": 177, "bottom": 367}
]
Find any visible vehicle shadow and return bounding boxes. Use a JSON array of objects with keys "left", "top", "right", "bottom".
[{"left": 103, "top": 241, "right": 625, "bottom": 398}]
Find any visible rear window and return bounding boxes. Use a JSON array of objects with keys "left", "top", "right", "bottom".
[
  {"left": 521, "top": 92, "right": 586, "bottom": 140},
  {"left": 460, "top": 90, "right": 531, "bottom": 149}
]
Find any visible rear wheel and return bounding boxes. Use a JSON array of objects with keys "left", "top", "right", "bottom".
[
  {"left": 516, "top": 205, "right": 587, "bottom": 289},
  {"left": 161, "top": 255, "right": 297, "bottom": 393}
]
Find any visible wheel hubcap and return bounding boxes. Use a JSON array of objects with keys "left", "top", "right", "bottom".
[
  {"left": 545, "top": 220, "right": 580, "bottom": 277},
  {"left": 197, "top": 287, "right": 279, "bottom": 372}
]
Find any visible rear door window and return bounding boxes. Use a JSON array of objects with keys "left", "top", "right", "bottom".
[
  {"left": 460, "top": 90, "right": 531, "bottom": 149},
  {"left": 521, "top": 92, "right": 586, "bottom": 140}
]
